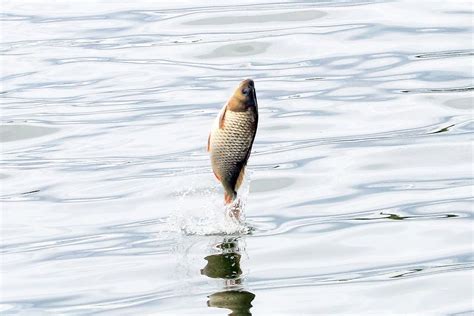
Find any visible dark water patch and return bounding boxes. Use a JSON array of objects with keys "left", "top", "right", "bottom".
[
  {"left": 400, "top": 86, "right": 474, "bottom": 94},
  {"left": 0, "top": 125, "right": 59, "bottom": 142},
  {"left": 250, "top": 177, "right": 295, "bottom": 193},
  {"left": 184, "top": 10, "right": 326, "bottom": 25},
  {"left": 353, "top": 212, "right": 459, "bottom": 221},
  {"left": 428, "top": 124, "right": 456, "bottom": 134},
  {"left": 198, "top": 42, "right": 271, "bottom": 59},
  {"left": 444, "top": 97, "right": 473, "bottom": 110},
  {"left": 413, "top": 50, "right": 474, "bottom": 60},
  {"left": 20, "top": 189, "right": 41, "bottom": 195}
]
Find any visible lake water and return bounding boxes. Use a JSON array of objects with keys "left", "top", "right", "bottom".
[{"left": 1, "top": 0, "right": 473, "bottom": 315}]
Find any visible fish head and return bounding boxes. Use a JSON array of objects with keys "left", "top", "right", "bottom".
[{"left": 228, "top": 79, "right": 258, "bottom": 112}]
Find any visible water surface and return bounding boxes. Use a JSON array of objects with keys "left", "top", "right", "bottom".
[{"left": 1, "top": 0, "right": 473, "bottom": 314}]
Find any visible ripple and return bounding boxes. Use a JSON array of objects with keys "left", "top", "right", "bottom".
[
  {"left": 249, "top": 207, "right": 469, "bottom": 237},
  {"left": 413, "top": 50, "right": 474, "bottom": 60},
  {"left": 1, "top": 0, "right": 473, "bottom": 314},
  {"left": 248, "top": 254, "right": 474, "bottom": 289},
  {"left": 400, "top": 86, "right": 474, "bottom": 94}
]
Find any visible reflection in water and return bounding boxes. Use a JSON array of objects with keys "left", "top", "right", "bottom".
[
  {"left": 201, "top": 237, "right": 255, "bottom": 316},
  {"left": 208, "top": 291, "right": 256, "bottom": 316}
]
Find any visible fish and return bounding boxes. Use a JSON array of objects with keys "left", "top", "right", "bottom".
[{"left": 208, "top": 79, "right": 259, "bottom": 206}]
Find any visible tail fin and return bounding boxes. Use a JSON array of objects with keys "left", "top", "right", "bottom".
[{"left": 224, "top": 191, "right": 236, "bottom": 205}]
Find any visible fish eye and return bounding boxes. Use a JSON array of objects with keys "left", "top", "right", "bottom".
[{"left": 242, "top": 87, "right": 251, "bottom": 95}]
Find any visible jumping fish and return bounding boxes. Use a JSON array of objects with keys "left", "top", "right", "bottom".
[{"left": 208, "top": 79, "right": 259, "bottom": 205}]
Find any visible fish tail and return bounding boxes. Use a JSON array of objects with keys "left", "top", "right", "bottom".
[{"left": 224, "top": 191, "right": 236, "bottom": 205}]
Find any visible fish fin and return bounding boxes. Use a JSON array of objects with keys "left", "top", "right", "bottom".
[
  {"left": 207, "top": 133, "right": 211, "bottom": 152},
  {"left": 224, "top": 191, "right": 234, "bottom": 205},
  {"left": 219, "top": 105, "right": 227, "bottom": 129},
  {"left": 213, "top": 170, "right": 221, "bottom": 181},
  {"left": 235, "top": 166, "right": 245, "bottom": 190}
]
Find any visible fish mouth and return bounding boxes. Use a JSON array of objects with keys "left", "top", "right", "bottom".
[
  {"left": 240, "top": 79, "right": 254, "bottom": 90},
  {"left": 243, "top": 79, "right": 254, "bottom": 87},
  {"left": 240, "top": 79, "right": 256, "bottom": 98}
]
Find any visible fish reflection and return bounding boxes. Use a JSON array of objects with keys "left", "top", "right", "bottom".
[
  {"left": 201, "top": 237, "right": 255, "bottom": 316},
  {"left": 208, "top": 291, "right": 256, "bottom": 316}
]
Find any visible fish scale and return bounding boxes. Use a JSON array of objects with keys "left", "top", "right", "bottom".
[{"left": 210, "top": 110, "right": 256, "bottom": 193}]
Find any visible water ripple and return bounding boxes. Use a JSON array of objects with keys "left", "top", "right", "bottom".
[{"left": 2, "top": 0, "right": 473, "bottom": 314}]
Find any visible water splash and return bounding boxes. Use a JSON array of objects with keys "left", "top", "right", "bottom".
[{"left": 165, "top": 170, "right": 253, "bottom": 235}]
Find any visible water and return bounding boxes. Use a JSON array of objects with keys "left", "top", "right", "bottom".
[{"left": 1, "top": 0, "right": 473, "bottom": 314}]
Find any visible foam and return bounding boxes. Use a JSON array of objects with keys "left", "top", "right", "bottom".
[{"left": 165, "top": 171, "right": 253, "bottom": 236}]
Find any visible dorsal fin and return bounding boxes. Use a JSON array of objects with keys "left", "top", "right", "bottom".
[
  {"left": 207, "top": 133, "right": 211, "bottom": 152},
  {"left": 219, "top": 105, "right": 227, "bottom": 129}
]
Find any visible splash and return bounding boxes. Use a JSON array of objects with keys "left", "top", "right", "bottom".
[{"left": 165, "top": 171, "right": 253, "bottom": 236}]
